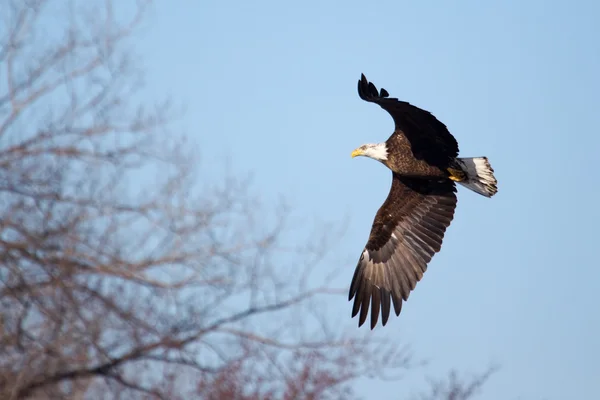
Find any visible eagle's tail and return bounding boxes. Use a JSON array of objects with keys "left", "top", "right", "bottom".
[{"left": 455, "top": 157, "right": 498, "bottom": 198}]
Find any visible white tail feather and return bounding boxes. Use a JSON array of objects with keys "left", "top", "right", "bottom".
[{"left": 456, "top": 157, "right": 498, "bottom": 198}]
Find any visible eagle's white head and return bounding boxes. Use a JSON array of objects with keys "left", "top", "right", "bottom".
[{"left": 351, "top": 143, "right": 388, "bottom": 162}]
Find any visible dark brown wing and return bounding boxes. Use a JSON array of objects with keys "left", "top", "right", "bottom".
[
  {"left": 357, "top": 73, "right": 459, "bottom": 167},
  {"left": 349, "top": 173, "right": 457, "bottom": 329}
]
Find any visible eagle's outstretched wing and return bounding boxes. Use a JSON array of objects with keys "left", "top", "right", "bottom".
[
  {"left": 357, "top": 74, "right": 459, "bottom": 167},
  {"left": 349, "top": 174, "right": 457, "bottom": 329}
]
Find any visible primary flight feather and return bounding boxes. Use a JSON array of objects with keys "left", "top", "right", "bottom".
[{"left": 350, "top": 74, "right": 498, "bottom": 329}]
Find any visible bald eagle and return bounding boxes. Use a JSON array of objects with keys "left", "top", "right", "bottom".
[{"left": 350, "top": 74, "right": 498, "bottom": 329}]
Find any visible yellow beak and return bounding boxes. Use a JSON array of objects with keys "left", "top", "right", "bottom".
[{"left": 351, "top": 148, "right": 363, "bottom": 158}]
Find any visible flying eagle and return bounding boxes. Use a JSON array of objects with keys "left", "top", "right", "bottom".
[{"left": 349, "top": 74, "right": 498, "bottom": 329}]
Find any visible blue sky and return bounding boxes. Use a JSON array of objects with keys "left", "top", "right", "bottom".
[{"left": 131, "top": 1, "right": 600, "bottom": 398}]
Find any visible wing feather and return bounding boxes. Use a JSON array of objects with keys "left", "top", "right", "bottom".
[
  {"left": 380, "top": 288, "right": 391, "bottom": 325},
  {"left": 349, "top": 174, "right": 457, "bottom": 328}
]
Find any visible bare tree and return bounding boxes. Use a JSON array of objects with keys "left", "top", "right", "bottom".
[
  {"left": 0, "top": 1, "right": 408, "bottom": 398},
  {"left": 415, "top": 367, "right": 498, "bottom": 400},
  {"left": 0, "top": 1, "right": 494, "bottom": 399}
]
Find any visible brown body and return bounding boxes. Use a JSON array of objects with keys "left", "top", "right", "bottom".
[{"left": 383, "top": 133, "right": 449, "bottom": 179}]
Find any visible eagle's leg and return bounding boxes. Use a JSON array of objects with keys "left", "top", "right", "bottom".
[{"left": 447, "top": 167, "right": 466, "bottom": 182}]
